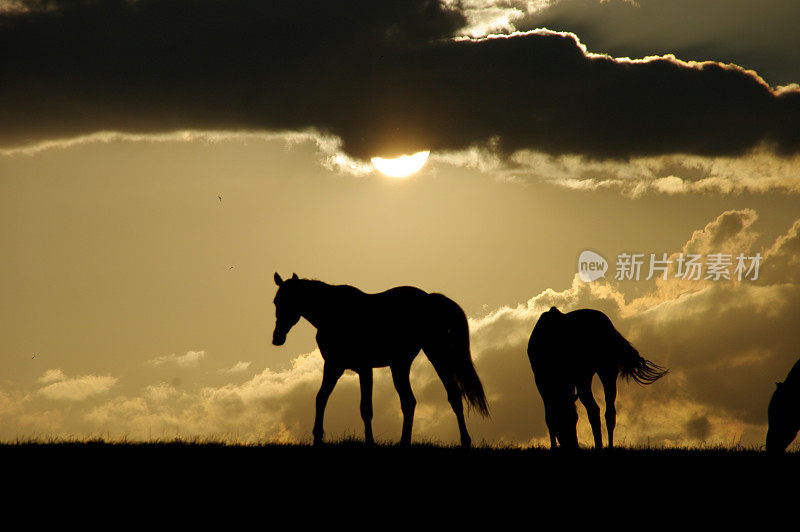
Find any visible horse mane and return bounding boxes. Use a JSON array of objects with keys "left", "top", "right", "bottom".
[
  {"left": 298, "top": 278, "right": 364, "bottom": 291},
  {"left": 296, "top": 278, "right": 328, "bottom": 288},
  {"left": 293, "top": 278, "right": 367, "bottom": 304}
]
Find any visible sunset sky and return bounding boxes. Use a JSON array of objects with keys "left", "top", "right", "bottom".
[{"left": 1, "top": 0, "right": 799, "bottom": 447}]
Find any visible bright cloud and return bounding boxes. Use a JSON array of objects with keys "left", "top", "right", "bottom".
[
  {"left": 433, "top": 146, "right": 800, "bottom": 196},
  {"left": 37, "top": 369, "right": 67, "bottom": 384},
  {"left": 148, "top": 350, "right": 206, "bottom": 368},
  {"left": 4, "top": 128, "right": 800, "bottom": 195},
  {"left": 218, "top": 361, "right": 252, "bottom": 374},
  {"left": 37, "top": 370, "right": 118, "bottom": 401}
]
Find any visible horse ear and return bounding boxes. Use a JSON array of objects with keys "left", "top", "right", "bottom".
[
  {"left": 291, "top": 272, "right": 299, "bottom": 280},
  {"left": 274, "top": 272, "right": 283, "bottom": 286}
]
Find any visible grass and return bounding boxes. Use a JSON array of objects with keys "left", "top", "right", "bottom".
[{"left": 1, "top": 435, "right": 792, "bottom": 459}]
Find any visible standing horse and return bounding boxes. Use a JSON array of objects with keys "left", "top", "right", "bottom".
[
  {"left": 766, "top": 356, "right": 800, "bottom": 454},
  {"left": 527, "top": 307, "right": 667, "bottom": 450},
  {"left": 271, "top": 273, "right": 489, "bottom": 447}
]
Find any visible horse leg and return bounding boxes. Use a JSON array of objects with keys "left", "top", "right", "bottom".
[
  {"left": 450, "top": 385, "right": 471, "bottom": 448},
  {"left": 540, "top": 396, "right": 558, "bottom": 449},
  {"left": 358, "top": 368, "right": 374, "bottom": 445},
  {"left": 443, "top": 373, "right": 472, "bottom": 448},
  {"left": 577, "top": 376, "right": 602, "bottom": 450},
  {"left": 313, "top": 362, "right": 344, "bottom": 446},
  {"left": 427, "top": 348, "right": 471, "bottom": 448},
  {"left": 390, "top": 362, "right": 416, "bottom": 446},
  {"left": 601, "top": 374, "right": 617, "bottom": 448},
  {"left": 544, "top": 406, "right": 558, "bottom": 449}
]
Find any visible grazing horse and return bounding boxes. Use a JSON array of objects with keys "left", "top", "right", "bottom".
[
  {"left": 271, "top": 273, "right": 489, "bottom": 447},
  {"left": 527, "top": 307, "right": 668, "bottom": 450},
  {"left": 766, "top": 356, "right": 800, "bottom": 454}
]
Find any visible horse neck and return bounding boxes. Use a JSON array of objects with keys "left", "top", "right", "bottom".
[{"left": 298, "top": 281, "right": 332, "bottom": 329}]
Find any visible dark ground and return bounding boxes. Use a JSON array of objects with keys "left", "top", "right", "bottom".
[{"left": 2, "top": 441, "right": 795, "bottom": 524}]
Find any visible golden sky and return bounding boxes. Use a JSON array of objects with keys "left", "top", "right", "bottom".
[{"left": 1, "top": 0, "right": 799, "bottom": 447}]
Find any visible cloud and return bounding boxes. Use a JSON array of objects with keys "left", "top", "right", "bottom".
[
  {"left": 684, "top": 209, "right": 759, "bottom": 255},
  {"left": 37, "top": 370, "right": 118, "bottom": 401},
  {"left": 0, "top": 0, "right": 28, "bottom": 14},
  {"left": 37, "top": 368, "right": 66, "bottom": 384},
  {"left": 518, "top": 0, "right": 800, "bottom": 86},
  {"left": 148, "top": 350, "right": 206, "bottom": 368},
  {"left": 761, "top": 220, "right": 800, "bottom": 284},
  {"left": 143, "top": 383, "right": 180, "bottom": 403},
  {"left": 218, "top": 361, "right": 252, "bottom": 375},
  {"left": 84, "top": 351, "right": 335, "bottom": 440},
  {"left": 448, "top": 0, "right": 529, "bottom": 37},
  {"left": 1, "top": 0, "right": 798, "bottom": 165},
  {"left": 436, "top": 141, "right": 800, "bottom": 196},
  {"left": 0, "top": 129, "right": 374, "bottom": 175}
]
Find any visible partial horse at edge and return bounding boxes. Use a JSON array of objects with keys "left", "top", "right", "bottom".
[{"left": 767, "top": 356, "right": 800, "bottom": 454}]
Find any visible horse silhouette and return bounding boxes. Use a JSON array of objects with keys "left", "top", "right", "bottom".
[
  {"left": 766, "top": 356, "right": 800, "bottom": 454},
  {"left": 271, "top": 273, "right": 489, "bottom": 447},
  {"left": 527, "top": 307, "right": 668, "bottom": 450}
]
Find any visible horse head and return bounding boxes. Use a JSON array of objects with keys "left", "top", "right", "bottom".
[
  {"left": 272, "top": 272, "right": 301, "bottom": 346},
  {"left": 553, "top": 391, "right": 580, "bottom": 450},
  {"left": 766, "top": 381, "right": 800, "bottom": 454},
  {"left": 542, "top": 381, "right": 579, "bottom": 450}
]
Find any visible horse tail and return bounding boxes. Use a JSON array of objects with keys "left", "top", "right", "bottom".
[
  {"left": 427, "top": 293, "right": 490, "bottom": 417},
  {"left": 616, "top": 332, "right": 668, "bottom": 386}
]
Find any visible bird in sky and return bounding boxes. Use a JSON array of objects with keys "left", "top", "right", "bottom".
[{"left": 218, "top": 194, "right": 223, "bottom": 202}]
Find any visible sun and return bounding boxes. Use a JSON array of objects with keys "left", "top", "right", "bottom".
[{"left": 370, "top": 150, "right": 430, "bottom": 178}]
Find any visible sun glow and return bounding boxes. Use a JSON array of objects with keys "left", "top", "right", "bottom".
[{"left": 370, "top": 150, "right": 430, "bottom": 178}]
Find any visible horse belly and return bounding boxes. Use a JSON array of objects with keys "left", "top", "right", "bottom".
[{"left": 316, "top": 326, "right": 420, "bottom": 370}]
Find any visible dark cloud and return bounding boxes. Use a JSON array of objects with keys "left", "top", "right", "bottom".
[
  {"left": 686, "top": 415, "right": 712, "bottom": 441},
  {"left": 1, "top": 0, "right": 799, "bottom": 160},
  {"left": 518, "top": 0, "right": 800, "bottom": 86}
]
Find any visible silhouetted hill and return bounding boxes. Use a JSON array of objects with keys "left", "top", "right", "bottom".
[{"left": 2, "top": 440, "right": 796, "bottom": 523}]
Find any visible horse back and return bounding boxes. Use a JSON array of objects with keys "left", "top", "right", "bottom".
[
  {"left": 314, "top": 285, "right": 433, "bottom": 365},
  {"left": 527, "top": 307, "right": 621, "bottom": 378},
  {"left": 373, "top": 285, "right": 429, "bottom": 300}
]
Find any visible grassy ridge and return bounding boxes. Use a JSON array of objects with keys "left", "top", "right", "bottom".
[
  {"left": 0, "top": 436, "right": 792, "bottom": 455},
  {"left": 1, "top": 439, "right": 795, "bottom": 520},
  {"left": 2, "top": 437, "right": 795, "bottom": 472}
]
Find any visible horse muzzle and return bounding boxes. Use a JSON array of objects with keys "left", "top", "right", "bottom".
[{"left": 272, "top": 331, "right": 286, "bottom": 346}]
